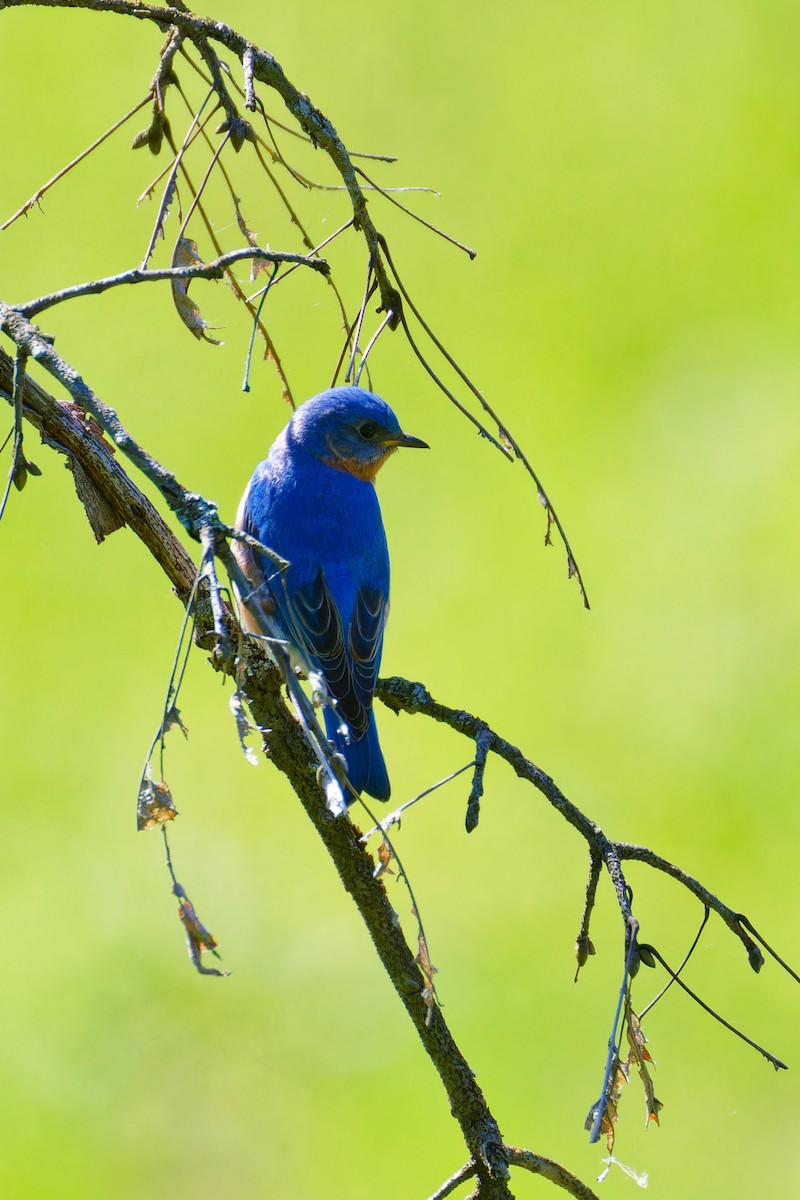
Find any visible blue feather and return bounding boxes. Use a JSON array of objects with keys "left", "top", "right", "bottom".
[{"left": 234, "top": 387, "right": 427, "bottom": 804}]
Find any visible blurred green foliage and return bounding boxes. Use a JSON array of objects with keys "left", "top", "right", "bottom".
[{"left": 1, "top": 2, "right": 799, "bottom": 1197}]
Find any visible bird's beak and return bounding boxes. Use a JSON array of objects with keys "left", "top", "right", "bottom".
[{"left": 385, "top": 430, "right": 430, "bottom": 450}]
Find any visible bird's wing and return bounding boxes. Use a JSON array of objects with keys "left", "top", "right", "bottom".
[{"left": 289, "top": 568, "right": 386, "bottom": 740}]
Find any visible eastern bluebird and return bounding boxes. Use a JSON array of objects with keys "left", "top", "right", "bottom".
[{"left": 234, "top": 386, "right": 428, "bottom": 803}]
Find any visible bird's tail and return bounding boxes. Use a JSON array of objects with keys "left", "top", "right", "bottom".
[{"left": 323, "top": 707, "right": 390, "bottom": 803}]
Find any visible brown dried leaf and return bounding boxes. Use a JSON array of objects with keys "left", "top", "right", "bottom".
[
  {"left": 373, "top": 838, "right": 395, "bottom": 880},
  {"left": 177, "top": 893, "right": 230, "bottom": 977},
  {"left": 627, "top": 1011, "right": 663, "bottom": 1127},
  {"left": 171, "top": 237, "right": 223, "bottom": 345},
  {"left": 232, "top": 196, "right": 272, "bottom": 283},
  {"left": 586, "top": 1056, "right": 628, "bottom": 1154},
  {"left": 137, "top": 775, "right": 179, "bottom": 831},
  {"left": 411, "top": 911, "right": 439, "bottom": 1027}
]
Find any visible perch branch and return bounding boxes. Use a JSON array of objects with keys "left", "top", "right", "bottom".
[{"left": 0, "top": 343, "right": 517, "bottom": 1197}]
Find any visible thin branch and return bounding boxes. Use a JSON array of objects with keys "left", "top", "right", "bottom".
[
  {"left": 159, "top": 117, "right": 294, "bottom": 401},
  {"left": 355, "top": 164, "right": 474, "bottom": 259},
  {"left": 355, "top": 309, "right": 395, "bottom": 387},
  {"left": 507, "top": 1148, "right": 601, "bottom": 1200},
  {"left": 466, "top": 727, "right": 492, "bottom": 832},
  {"left": 425, "top": 1161, "right": 477, "bottom": 1200},
  {"left": 396, "top": 306, "right": 514, "bottom": 459},
  {"left": 247, "top": 217, "right": 354, "bottom": 302},
  {"left": 15, "top": 249, "right": 329, "bottom": 319},
  {"left": 615, "top": 842, "right": 765, "bottom": 972},
  {"left": 242, "top": 44, "right": 256, "bottom": 110},
  {"left": 639, "top": 943, "right": 787, "bottom": 1071},
  {"left": 574, "top": 850, "right": 602, "bottom": 981},
  {"left": 140, "top": 85, "right": 218, "bottom": 267},
  {"left": 375, "top": 675, "right": 794, "bottom": 977},
  {"left": 0, "top": 347, "right": 32, "bottom": 521},
  {"left": 170, "top": 127, "right": 231, "bottom": 263},
  {"left": 379, "top": 237, "right": 590, "bottom": 608},
  {"left": 737, "top": 914, "right": 800, "bottom": 985},
  {"left": 1, "top": 0, "right": 404, "bottom": 321},
  {"left": 345, "top": 258, "right": 375, "bottom": 384},
  {"left": 587, "top": 923, "right": 639, "bottom": 1144},
  {"left": 359, "top": 761, "right": 476, "bottom": 842},
  {"left": 638, "top": 907, "right": 710, "bottom": 1019},
  {"left": 1, "top": 94, "right": 152, "bottom": 231},
  {"left": 136, "top": 100, "right": 218, "bottom": 208}
]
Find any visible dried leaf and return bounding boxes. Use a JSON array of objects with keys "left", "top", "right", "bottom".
[
  {"left": 233, "top": 195, "right": 272, "bottom": 282},
  {"left": 170, "top": 237, "right": 223, "bottom": 345},
  {"left": 544, "top": 506, "right": 553, "bottom": 547},
  {"left": 137, "top": 774, "right": 179, "bottom": 830},
  {"left": 497, "top": 425, "right": 514, "bottom": 452},
  {"left": 412, "top": 910, "right": 439, "bottom": 1027},
  {"left": 586, "top": 1056, "right": 628, "bottom": 1154},
  {"left": 627, "top": 1011, "right": 663, "bottom": 1127},
  {"left": 373, "top": 838, "right": 395, "bottom": 880},
  {"left": 177, "top": 892, "right": 230, "bottom": 977}
]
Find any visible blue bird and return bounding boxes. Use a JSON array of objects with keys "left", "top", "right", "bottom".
[{"left": 234, "top": 386, "right": 428, "bottom": 802}]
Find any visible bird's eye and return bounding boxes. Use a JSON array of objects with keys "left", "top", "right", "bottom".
[{"left": 358, "top": 421, "right": 379, "bottom": 441}]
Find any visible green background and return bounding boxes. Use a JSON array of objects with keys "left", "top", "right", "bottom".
[{"left": 2, "top": 2, "right": 799, "bottom": 1196}]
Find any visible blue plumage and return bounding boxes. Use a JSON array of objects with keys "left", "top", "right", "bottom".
[{"left": 234, "top": 386, "right": 428, "bottom": 802}]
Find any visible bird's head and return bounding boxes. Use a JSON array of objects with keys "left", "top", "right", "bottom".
[{"left": 287, "top": 386, "right": 429, "bottom": 482}]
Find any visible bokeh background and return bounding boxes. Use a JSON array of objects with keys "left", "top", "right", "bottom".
[{"left": 2, "top": 2, "right": 799, "bottom": 1196}]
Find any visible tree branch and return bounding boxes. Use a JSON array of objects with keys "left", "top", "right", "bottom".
[
  {"left": 3, "top": 337, "right": 790, "bottom": 1195},
  {"left": 0, "top": 0, "right": 404, "bottom": 324},
  {"left": 0, "top": 345, "right": 518, "bottom": 1195},
  {"left": 16, "top": 247, "right": 329, "bottom": 318}
]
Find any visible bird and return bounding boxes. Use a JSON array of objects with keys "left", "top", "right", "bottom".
[{"left": 233, "top": 385, "right": 429, "bottom": 803}]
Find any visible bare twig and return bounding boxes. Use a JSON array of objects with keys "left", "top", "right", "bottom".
[
  {"left": 640, "top": 942, "right": 787, "bottom": 1070},
  {"left": 574, "top": 850, "right": 602, "bottom": 981},
  {"left": 15, "top": 249, "right": 330, "bottom": 318},
  {"left": 375, "top": 675, "right": 796, "bottom": 983},
  {"left": 355, "top": 163, "right": 475, "bottom": 259},
  {"left": 140, "top": 85, "right": 218, "bottom": 267},
  {"left": 1, "top": 94, "right": 152, "bottom": 231}
]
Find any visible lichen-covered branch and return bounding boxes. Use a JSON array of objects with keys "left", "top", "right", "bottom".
[{"left": 0, "top": 345, "right": 519, "bottom": 1197}]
